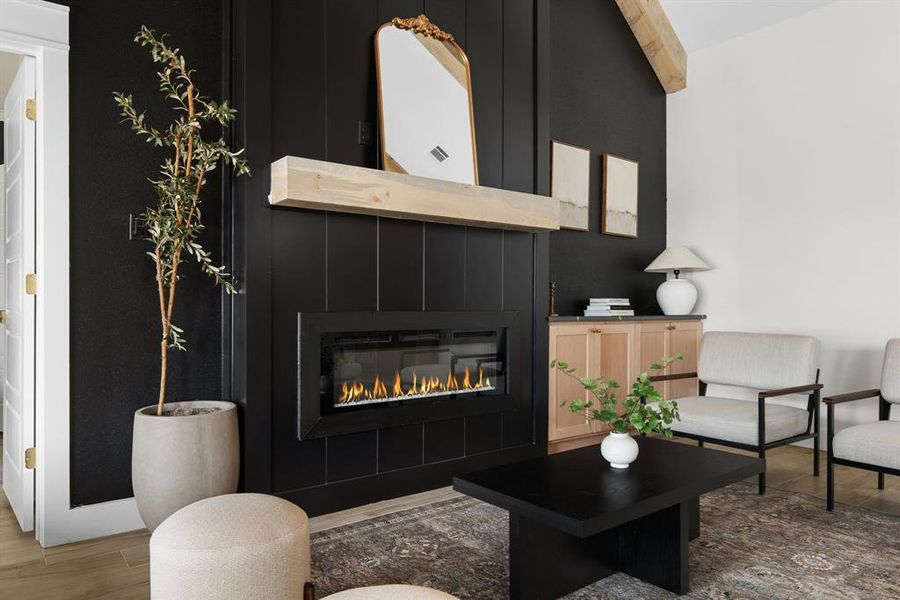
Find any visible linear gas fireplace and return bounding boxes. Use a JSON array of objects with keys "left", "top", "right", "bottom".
[
  {"left": 326, "top": 328, "right": 504, "bottom": 409},
  {"left": 298, "top": 311, "right": 520, "bottom": 439}
]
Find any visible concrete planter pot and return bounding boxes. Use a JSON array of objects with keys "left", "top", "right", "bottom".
[{"left": 132, "top": 400, "right": 239, "bottom": 531}]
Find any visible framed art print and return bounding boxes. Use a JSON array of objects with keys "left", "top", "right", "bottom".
[
  {"left": 601, "top": 154, "right": 638, "bottom": 238},
  {"left": 550, "top": 141, "right": 590, "bottom": 231}
]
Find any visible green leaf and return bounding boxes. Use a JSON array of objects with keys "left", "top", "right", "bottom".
[
  {"left": 598, "top": 409, "right": 617, "bottom": 423},
  {"left": 580, "top": 377, "right": 598, "bottom": 389}
]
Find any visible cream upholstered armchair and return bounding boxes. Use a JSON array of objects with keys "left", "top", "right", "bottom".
[
  {"left": 825, "top": 339, "right": 900, "bottom": 511},
  {"left": 651, "top": 331, "right": 823, "bottom": 494}
]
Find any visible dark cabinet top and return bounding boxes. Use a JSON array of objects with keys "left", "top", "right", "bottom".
[
  {"left": 548, "top": 315, "right": 706, "bottom": 322},
  {"left": 453, "top": 437, "right": 763, "bottom": 537}
]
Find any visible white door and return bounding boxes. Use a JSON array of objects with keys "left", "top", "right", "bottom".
[{"left": 2, "top": 55, "right": 36, "bottom": 532}]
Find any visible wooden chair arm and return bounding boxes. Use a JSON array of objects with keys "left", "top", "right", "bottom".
[
  {"left": 649, "top": 371, "right": 698, "bottom": 383},
  {"left": 758, "top": 383, "right": 823, "bottom": 399},
  {"left": 823, "top": 389, "right": 880, "bottom": 405}
]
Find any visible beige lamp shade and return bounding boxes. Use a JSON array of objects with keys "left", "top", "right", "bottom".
[{"left": 645, "top": 246, "right": 710, "bottom": 273}]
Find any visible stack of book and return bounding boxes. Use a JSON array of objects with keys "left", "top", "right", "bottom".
[{"left": 583, "top": 298, "right": 634, "bottom": 317}]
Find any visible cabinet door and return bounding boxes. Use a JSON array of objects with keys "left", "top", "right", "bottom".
[
  {"left": 591, "top": 323, "right": 636, "bottom": 420},
  {"left": 636, "top": 322, "right": 670, "bottom": 400},
  {"left": 668, "top": 320, "right": 702, "bottom": 399},
  {"left": 549, "top": 325, "right": 594, "bottom": 441},
  {"left": 548, "top": 323, "right": 636, "bottom": 442}
]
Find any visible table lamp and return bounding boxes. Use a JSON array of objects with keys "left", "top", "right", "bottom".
[{"left": 644, "top": 246, "right": 711, "bottom": 315}]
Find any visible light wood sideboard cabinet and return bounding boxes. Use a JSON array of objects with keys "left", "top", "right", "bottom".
[{"left": 548, "top": 317, "right": 703, "bottom": 453}]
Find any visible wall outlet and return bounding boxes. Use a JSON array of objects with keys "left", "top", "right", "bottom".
[
  {"left": 128, "top": 213, "right": 143, "bottom": 241},
  {"left": 358, "top": 120, "right": 374, "bottom": 146}
]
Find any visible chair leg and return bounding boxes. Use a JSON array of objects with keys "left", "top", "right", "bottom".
[
  {"left": 758, "top": 448, "right": 766, "bottom": 495},
  {"left": 878, "top": 472, "right": 885, "bottom": 490},
  {"left": 826, "top": 401, "right": 835, "bottom": 511},
  {"left": 813, "top": 432, "right": 820, "bottom": 477},
  {"left": 826, "top": 457, "right": 835, "bottom": 511},
  {"left": 812, "top": 390, "right": 820, "bottom": 477}
]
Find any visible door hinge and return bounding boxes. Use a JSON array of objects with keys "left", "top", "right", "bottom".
[
  {"left": 25, "top": 98, "right": 36, "bottom": 121},
  {"left": 25, "top": 273, "right": 37, "bottom": 295},
  {"left": 25, "top": 447, "right": 36, "bottom": 470}
]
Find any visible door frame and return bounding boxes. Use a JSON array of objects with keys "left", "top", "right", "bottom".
[{"left": 0, "top": 0, "right": 143, "bottom": 547}]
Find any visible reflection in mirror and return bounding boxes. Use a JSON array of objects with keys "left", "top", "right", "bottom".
[{"left": 375, "top": 15, "right": 478, "bottom": 185}]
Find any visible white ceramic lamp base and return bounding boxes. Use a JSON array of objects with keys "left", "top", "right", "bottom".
[{"left": 656, "top": 278, "right": 698, "bottom": 316}]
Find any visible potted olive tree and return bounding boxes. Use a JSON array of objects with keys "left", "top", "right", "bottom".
[
  {"left": 114, "top": 27, "right": 249, "bottom": 530},
  {"left": 551, "top": 355, "right": 682, "bottom": 468}
]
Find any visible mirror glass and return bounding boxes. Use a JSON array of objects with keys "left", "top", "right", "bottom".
[{"left": 375, "top": 15, "right": 478, "bottom": 185}]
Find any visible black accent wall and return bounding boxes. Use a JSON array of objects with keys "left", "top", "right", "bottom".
[
  {"left": 60, "top": 0, "right": 666, "bottom": 509},
  {"left": 65, "top": 0, "right": 226, "bottom": 506},
  {"left": 232, "top": 0, "right": 547, "bottom": 516},
  {"left": 548, "top": 0, "right": 667, "bottom": 316}
]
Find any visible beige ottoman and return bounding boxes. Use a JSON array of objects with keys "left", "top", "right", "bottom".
[
  {"left": 323, "top": 585, "right": 458, "bottom": 599},
  {"left": 150, "top": 493, "right": 310, "bottom": 600}
]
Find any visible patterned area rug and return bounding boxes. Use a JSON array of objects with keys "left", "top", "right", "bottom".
[{"left": 311, "top": 483, "right": 900, "bottom": 599}]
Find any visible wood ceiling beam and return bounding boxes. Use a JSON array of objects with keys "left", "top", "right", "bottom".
[{"left": 615, "top": 0, "right": 687, "bottom": 93}]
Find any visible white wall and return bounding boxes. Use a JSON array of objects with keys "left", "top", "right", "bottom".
[{"left": 668, "top": 0, "right": 900, "bottom": 433}]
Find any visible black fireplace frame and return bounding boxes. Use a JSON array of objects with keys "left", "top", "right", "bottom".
[{"left": 297, "top": 311, "right": 521, "bottom": 439}]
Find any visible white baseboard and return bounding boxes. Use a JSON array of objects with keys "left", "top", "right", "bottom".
[{"left": 41, "top": 496, "right": 145, "bottom": 548}]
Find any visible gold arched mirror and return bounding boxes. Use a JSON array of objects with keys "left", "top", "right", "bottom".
[{"left": 375, "top": 15, "right": 478, "bottom": 185}]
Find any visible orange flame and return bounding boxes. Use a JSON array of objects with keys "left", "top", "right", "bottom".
[{"left": 337, "top": 366, "right": 494, "bottom": 405}]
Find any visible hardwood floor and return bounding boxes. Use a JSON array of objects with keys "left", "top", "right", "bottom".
[{"left": 0, "top": 444, "right": 897, "bottom": 599}]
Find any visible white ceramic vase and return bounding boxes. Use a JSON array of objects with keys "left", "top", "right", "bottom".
[
  {"left": 601, "top": 432, "right": 639, "bottom": 469},
  {"left": 132, "top": 400, "right": 239, "bottom": 531}
]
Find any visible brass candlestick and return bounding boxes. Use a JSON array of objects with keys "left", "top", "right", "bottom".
[{"left": 549, "top": 282, "right": 559, "bottom": 317}]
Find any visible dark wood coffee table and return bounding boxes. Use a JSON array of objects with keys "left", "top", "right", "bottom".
[{"left": 453, "top": 437, "right": 764, "bottom": 598}]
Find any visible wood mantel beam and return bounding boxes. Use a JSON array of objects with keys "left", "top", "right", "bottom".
[
  {"left": 615, "top": 0, "right": 687, "bottom": 93},
  {"left": 270, "top": 156, "right": 560, "bottom": 232}
]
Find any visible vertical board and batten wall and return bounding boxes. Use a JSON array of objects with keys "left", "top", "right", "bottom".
[
  {"left": 236, "top": 0, "right": 667, "bottom": 514},
  {"left": 233, "top": 0, "right": 547, "bottom": 513},
  {"left": 258, "top": 0, "right": 543, "bottom": 513}
]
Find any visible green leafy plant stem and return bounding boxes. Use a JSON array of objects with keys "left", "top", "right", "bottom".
[
  {"left": 550, "top": 354, "right": 683, "bottom": 437},
  {"left": 113, "top": 26, "right": 250, "bottom": 415}
]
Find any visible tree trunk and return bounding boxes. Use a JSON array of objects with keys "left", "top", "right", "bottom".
[{"left": 157, "top": 338, "right": 168, "bottom": 416}]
